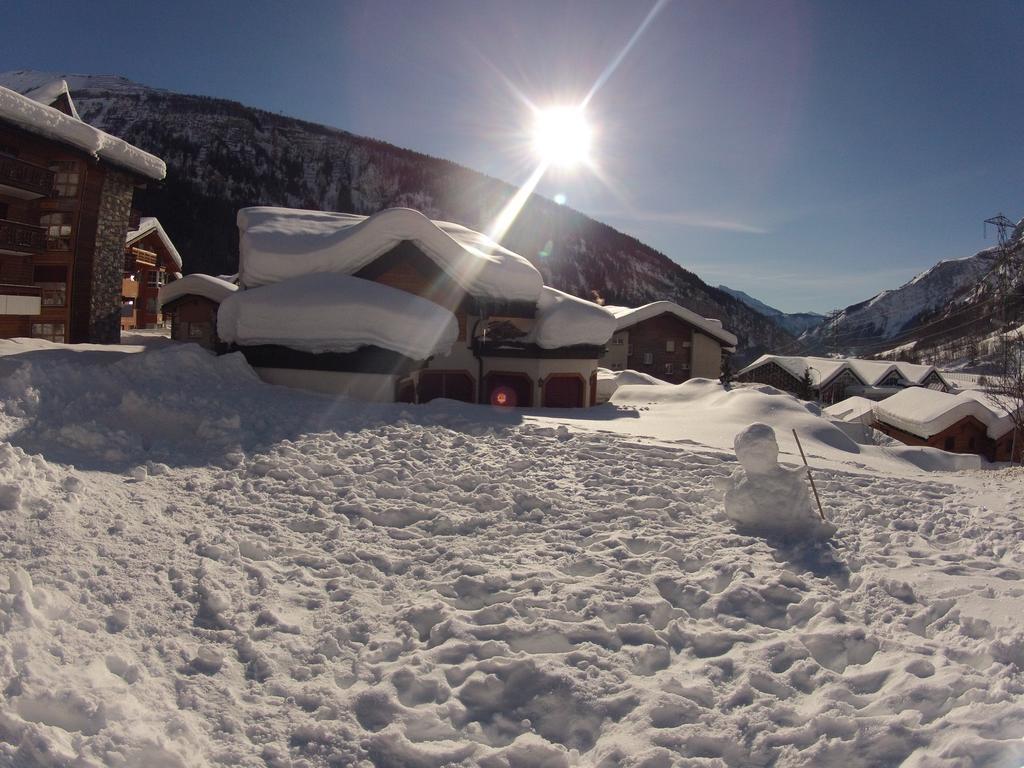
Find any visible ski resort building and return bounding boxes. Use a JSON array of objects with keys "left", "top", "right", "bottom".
[
  {"left": 599, "top": 302, "right": 737, "bottom": 384},
  {"left": 735, "top": 354, "right": 950, "bottom": 404},
  {"left": 871, "top": 387, "right": 1021, "bottom": 463},
  {"left": 0, "top": 80, "right": 166, "bottom": 343},
  {"left": 160, "top": 207, "right": 617, "bottom": 407}
]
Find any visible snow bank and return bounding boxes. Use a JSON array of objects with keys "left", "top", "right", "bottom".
[
  {"left": 237, "top": 207, "right": 543, "bottom": 301},
  {"left": 875, "top": 387, "right": 1016, "bottom": 440},
  {"left": 2, "top": 340, "right": 1024, "bottom": 766},
  {"left": 606, "top": 301, "right": 737, "bottom": 347},
  {"left": 158, "top": 273, "right": 237, "bottom": 309},
  {"left": 126, "top": 217, "right": 182, "bottom": 268},
  {"left": 0, "top": 85, "right": 165, "bottom": 180},
  {"left": 595, "top": 367, "right": 666, "bottom": 402},
  {"left": 605, "top": 378, "right": 981, "bottom": 474},
  {"left": 530, "top": 286, "right": 616, "bottom": 349},
  {"left": 217, "top": 272, "right": 458, "bottom": 359}
]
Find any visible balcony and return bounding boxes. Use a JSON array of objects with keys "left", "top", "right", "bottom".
[
  {"left": 122, "top": 277, "right": 140, "bottom": 299},
  {"left": 0, "top": 283, "right": 41, "bottom": 316},
  {"left": 0, "top": 156, "right": 54, "bottom": 200},
  {"left": 0, "top": 219, "right": 46, "bottom": 255}
]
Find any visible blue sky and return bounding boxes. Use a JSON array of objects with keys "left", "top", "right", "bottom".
[{"left": 5, "top": 0, "right": 1022, "bottom": 312}]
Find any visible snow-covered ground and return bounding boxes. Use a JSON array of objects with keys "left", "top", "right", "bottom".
[{"left": 1, "top": 340, "right": 1023, "bottom": 767}]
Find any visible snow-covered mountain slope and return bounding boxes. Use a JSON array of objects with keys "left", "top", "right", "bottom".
[
  {"left": 718, "top": 285, "right": 825, "bottom": 337},
  {"left": 2, "top": 340, "right": 1023, "bottom": 766},
  {"left": 0, "top": 69, "right": 791, "bottom": 358}
]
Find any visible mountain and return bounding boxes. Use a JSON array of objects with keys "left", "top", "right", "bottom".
[
  {"left": 797, "top": 220, "right": 1023, "bottom": 366},
  {"left": 717, "top": 285, "right": 825, "bottom": 337},
  {"left": 0, "top": 69, "right": 791, "bottom": 359}
]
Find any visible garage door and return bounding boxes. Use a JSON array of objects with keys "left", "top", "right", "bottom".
[
  {"left": 485, "top": 373, "right": 533, "bottom": 408},
  {"left": 418, "top": 371, "right": 475, "bottom": 403},
  {"left": 543, "top": 375, "right": 584, "bottom": 408}
]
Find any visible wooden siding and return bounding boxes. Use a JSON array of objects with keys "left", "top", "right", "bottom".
[
  {"left": 736, "top": 360, "right": 803, "bottom": 394},
  {"left": 621, "top": 313, "right": 695, "bottom": 384},
  {"left": 873, "top": 414, "right": 1005, "bottom": 461}
]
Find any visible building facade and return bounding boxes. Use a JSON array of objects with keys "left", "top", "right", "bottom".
[
  {"left": 600, "top": 302, "right": 736, "bottom": 383},
  {"left": 0, "top": 81, "right": 165, "bottom": 343}
]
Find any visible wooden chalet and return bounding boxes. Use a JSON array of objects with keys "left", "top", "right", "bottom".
[
  {"left": 122, "top": 216, "right": 182, "bottom": 330},
  {"left": 735, "top": 354, "right": 950, "bottom": 405},
  {"left": 871, "top": 387, "right": 1021, "bottom": 463},
  {"left": 0, "top": 79, "right": 165, "bottom": 343},
  {"left": 600, "top": 302, "right": 737, "bottom": 383},
  {"left": 160, "top": 207, "right": 616, "bottom": 408}
]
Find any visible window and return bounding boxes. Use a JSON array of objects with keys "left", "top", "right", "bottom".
[
  {"left": 49, "top": 161, "right": 80, "bottom": 198},
  {"left": 34, "top": 265, "right": 67, "bottom": 307},
  {"left": 642, "top": 352, "right": 653, "bottom": 366},
  {"left": 612, "top": 335, "right": 624, "bottom": 345},
  {"left": 664, "top": 363, "right": 673, "bottom": 375},
  {"left": 145, "top": 298, "right": 157, "bottom": 314},
  {"left": 627, "top": 343, "right": 633, "bottom": 356},
  {"left": 40, "top": 212, "right": 72, "bottom": 250},
  {"left": 121, "top": 301, "right": 135, "bottom": 317},
  {"left": 30, "top": 323, "right": 65, "bottom": 343},
  {"left": 666, "top": 339, "right": 675, "bottom": 352},
  {"left": 944, "top": 436, "right": 955, "bottom": 451},
  {"left": 188, "top": 323, "right": 207, "bottom": 339},
  {"left": 968, "top": 436, "right": 976, "bottom": 450},
  {"left": 146, "top": 270, "right": 167, "bottom": 288}
]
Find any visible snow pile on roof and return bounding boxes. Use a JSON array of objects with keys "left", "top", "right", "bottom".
[
  {"left": 20, "top": 78, "right": 79, "bottom": 118},
  {"left": 158, "top": 274, "right": 237, "bottom": 309},
  {"left": 126, "top": 217, "right": 182, "bottom": 268},
  {"left": 530, "top": 287, "right": 616, "bottom": 349},
  {"left": 824, "top": 395, "right": 876, "bottom": 423},
  {"left": 605, "top": 301, "right": 737, "bottom": 347},
  {"left": 217, "top": 272, "right": 458, "bottom": 359},
  {"left": 0, "top": 85, "right": 165, "bottom": 180},
  {"left": 874, "top": 387, "right": 1016, "bottom": 440},
  {"left": 739, "top": 354, "right": 946, "bottom": 389},
  {"left": 237, "top": 207, "right": 543, "bottom": 301}
]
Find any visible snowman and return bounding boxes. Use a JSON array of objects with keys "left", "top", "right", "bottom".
[{"left": 718, "top": 423, "right": 836, "bottom": 542}]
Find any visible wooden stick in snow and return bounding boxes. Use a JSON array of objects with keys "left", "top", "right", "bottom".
[{"left": 792, "top": 428, "right": 826, "bottom": 521}]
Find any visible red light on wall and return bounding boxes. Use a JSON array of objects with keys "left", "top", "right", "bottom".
[{"left": 491, "top": 386, "right": 517, "bottom": 407}]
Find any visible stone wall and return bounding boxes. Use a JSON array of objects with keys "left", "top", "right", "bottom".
[{"left": 89, "top": 169, "right": 134, "bottom": 343}]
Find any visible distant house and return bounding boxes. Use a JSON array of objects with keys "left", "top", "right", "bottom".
[
  {"left": 160, "top": 207, "right": 617, "bottom": 407},
  {"left": 599, "top": 302, "right": 737, "bottom": 383},
  {"left": 122, "top": 216, "right": 182, "bottom": 330},
  {"left": 735, "top": 354, "right": 950, "bottom": 404},
  {"left": 0, "top": 80, "right": 165, "bottom": 343},
  {"left": 872, "top": 387, "right": 1021, "bottom": 463}
]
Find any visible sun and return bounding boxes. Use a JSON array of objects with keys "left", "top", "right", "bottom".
[{"left": 532, "top": 106, "right": 592, "bottom": 168}]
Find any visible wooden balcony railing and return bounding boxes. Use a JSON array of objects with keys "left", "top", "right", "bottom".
[
  {"left": 0, "top": 219, "right": 47, "bottom": 254},
  {"left": 0, "top": 283, "right": 41, "bottom": 297},
  {"left": 0, "top": 156, "right": 54, "bottom": 198}
]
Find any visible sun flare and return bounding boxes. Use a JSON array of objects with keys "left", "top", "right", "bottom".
[{"left": 532, "top": 106, "right": 592, "bottom": 168}]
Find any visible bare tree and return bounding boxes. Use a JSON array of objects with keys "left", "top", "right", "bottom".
[{"left": 990, "top": 330, "right": 1024, "bottom": 464}]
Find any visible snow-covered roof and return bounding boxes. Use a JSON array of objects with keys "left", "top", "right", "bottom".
[
  {"left": 0, "top": 85, "right": 165, "bottom": 180},
  {"left": 21, "top": 78, "right": 79, "bottom": 119},
  {"left": 874, "top": 387, "right": 1016, "bottom": 440},
  {"left": 158, "top": 274, "right": 238, "bottom": 310},
  {"left": 605, "top": 301, "right": 738, "bottom": 347},
  {"left": 237, "top": 207, "right": 543, "bottom": 302},
  {"left": 217, "top": 272, "right": 458, "bottom": 360},
  {"left": 823, "top": 396, "right": 876, "bottom": 423},
  {"left": 530, "top": 287, "right": 617, "bottom": 349},
  {"left": 126, "top": 217, "right": 182, "bottom": 269},
  {"left": 738, "top": 355, "right": 853, "bottom": 387},
  {"left": 738, "top": 355, "right": 948, "bottom": 389}
]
